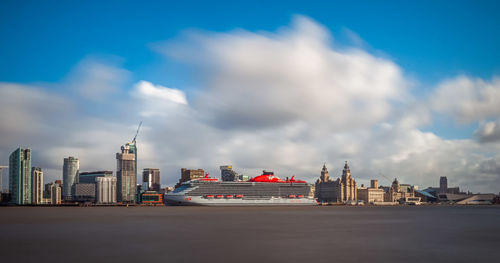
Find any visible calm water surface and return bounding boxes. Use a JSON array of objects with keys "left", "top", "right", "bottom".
[{"left": 1, "top": 206, "right": 499, "bottom": 263}]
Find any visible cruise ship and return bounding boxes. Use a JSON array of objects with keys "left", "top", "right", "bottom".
[{"left": 165, "top": 171, "right": 317, "bottom": 206}]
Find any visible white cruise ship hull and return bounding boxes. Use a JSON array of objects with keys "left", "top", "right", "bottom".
[{"left": 165, "top": 194, "right": 317, "bottom": 206}]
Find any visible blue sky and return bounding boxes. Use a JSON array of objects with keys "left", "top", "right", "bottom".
[
  {"left": 1, "top": 1, "right": 500, "bottom": 191},
  {"left": 1, "top": 0, "right": 499, "bottom": 82}
]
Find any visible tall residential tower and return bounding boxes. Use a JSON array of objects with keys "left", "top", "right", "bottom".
[
  {"left": 9, "top": 148, "right": 32, "bottom": 205},
  {"left": 63, "top": 156, "right": 79, "bottom": 201},
  {"left": 31, "top": 167, "right": 44, "bottom": 204}
]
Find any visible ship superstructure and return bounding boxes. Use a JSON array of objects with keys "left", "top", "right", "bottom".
[{"left": 165, "top": 171, "right": 317, "bottom": 206}]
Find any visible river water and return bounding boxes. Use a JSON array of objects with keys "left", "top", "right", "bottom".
[{"left": 0, "top": 206, "right": 499, "bottom": 262}]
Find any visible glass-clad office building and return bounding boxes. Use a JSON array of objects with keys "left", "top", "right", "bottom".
[
  {"left": 9, "top": 148, "right": 32, "bottom": 205},
  {"left": 63, "top": 156, "right": 79, "bottom": 200}
]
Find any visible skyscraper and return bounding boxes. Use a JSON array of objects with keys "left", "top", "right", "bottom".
[
  {"left": 31, "top": 167, "right": 44, "bottom": 205},
  {"left": 9, "top": 148, "right": 32, "bottom": 205},
  {"left": 63, "top": 156, "right": 79, "bottom": 200},
  {"left": 116, "top": 143, "right": 136, "bottom": 203},
  {"left": 143, "top": 168, "right": 160, "bottom": 192}
]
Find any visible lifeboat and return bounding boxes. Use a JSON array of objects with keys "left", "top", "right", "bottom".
[
  {"left": 215, "top": 195, "right": 224, "bottom": 199},
  {"left": 225, "top": 195, "right": 234, "bottom": 199},
  {"left": 297, "top": 195, "right": 304, "bottom": 198},
  {"left": 235, "top": 194, "right": 244, "bottom": 198},
  {"left": 288, "top": 194, "right": 296, "bottom": 198},
  {"left": 205, "top": 195, "right": 214, "bottom": 199}
]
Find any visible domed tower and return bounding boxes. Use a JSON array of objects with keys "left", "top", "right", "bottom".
[
  {"left": 342, "top": 161, "right": 351, "bottom": 181},
  {"left": 391, "top": 178, "right": 401, "bottom": 193},
  {"left": 320, "top": 163, "right": 329, "bottom": 182},
  {"left": 341, "top": 161, "right": 357, "bottom": 202}
]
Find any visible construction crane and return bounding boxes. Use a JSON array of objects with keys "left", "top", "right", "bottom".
[
  {"left": 378, "top": 170, "right": 392, "bottom": 183},
  {"left": 132, "top": 121, "right": 142, "bottom": 144}
]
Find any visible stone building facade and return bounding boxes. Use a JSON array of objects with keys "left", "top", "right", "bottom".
[
  {"left": 315, "top": 162, "right": 357, "bottom": 203},
  {"left": 220, "top": 165, "right": 238, "bottom": 181},
  {"left": 175, "top": 168, "right": 205, "bottom": 188},
  {"left": 357, "top": 179, "right": 384, "bottom": 203},
  {"left": 384, "top": 178, "right": 417, "bottom": 203}
]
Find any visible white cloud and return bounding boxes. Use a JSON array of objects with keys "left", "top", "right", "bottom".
[
  {"left": 0, "top": 82, "right": 73, "bottom": 149},
  {"left": 431, "top": 75, "right": 500, "bottom": 123},
  {"left": 131, "top": 80, "right": 189, "bottom": 117},
  {"left": 162, "top": 15, "right": 409, "bottom": 131},
  {"left": 475, "top": 119, "right": 500, "bottom": 143},
  {"left": 134, "top": 80, "right": 188, "bottom": 105},
  {"left": 67, "top": 57, "right": 131, "bottom": 101}
]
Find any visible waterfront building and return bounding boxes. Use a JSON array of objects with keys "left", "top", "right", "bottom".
[
  {"left": 45, "top": 182, "right": 62, "bottom": 204},
  {"left": 141, "top": 191, "right": 163, "bottom": 205},
  {"left": 116, "top": 143, "right": 136, "bottom": 203},
  {"left": 31, "top": 167, "right": 44, "bottom": 205},
  {"left": 63, "top": 156, "right": 79, "bottom": 201},
  {"left": 440, "top": 176, "right": 447, "bottom": 193},
  {"left": 96, "top": 176, "right": 117, "bottom": 204},
  {"left": 220, "top": 165, "right": 238, "bottom": 181},
  {"left": 9, "top": 148, "right": 32, "bottom": 205},
  {"left": 423, "top": 176, "right": 463, "bottom": 197},
  {"left": 455, "top": 194, "right": 497, "bottom": 205},
  {"left": 73, "top": 171, "right": 115, "bottom": 203},
  {"left": 78, "top": 171, "right": 113, "bottom": 183},
  {"left": 73, "top": 183, "right": 96, "bottom": 202},
  {"left": 400, "top": 184, "right": 416, "bottom": 193},
  {"left": 315, "top": 162, "right": 357, "bottom": 203},
  {"left": 143, "top": 168, "right": 160, "bottom": 192},
  {"left": 384, "top": 178, "right": 419, "bottom": 203},
  {"left": 0, "top": 165, "right": 7, "bottom": 192},
  {"left": 175, "top": 168, "right": 205, "bottom": 188},
  {"left": 340, "top": 162, "right": 357, "bottom": 201},
  {"left": 415, "top": 190, "right": 437, "bottom": 203},
  {"left": 357, "top": 179, "right": 384, "bottom": 203},
  {"left": 315, "top": 164, "right": 338, "bottom": 202}
]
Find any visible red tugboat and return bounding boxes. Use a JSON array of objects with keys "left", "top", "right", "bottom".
[{"left": 165, "top": 171, "right": 317, "bottom": 206}]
